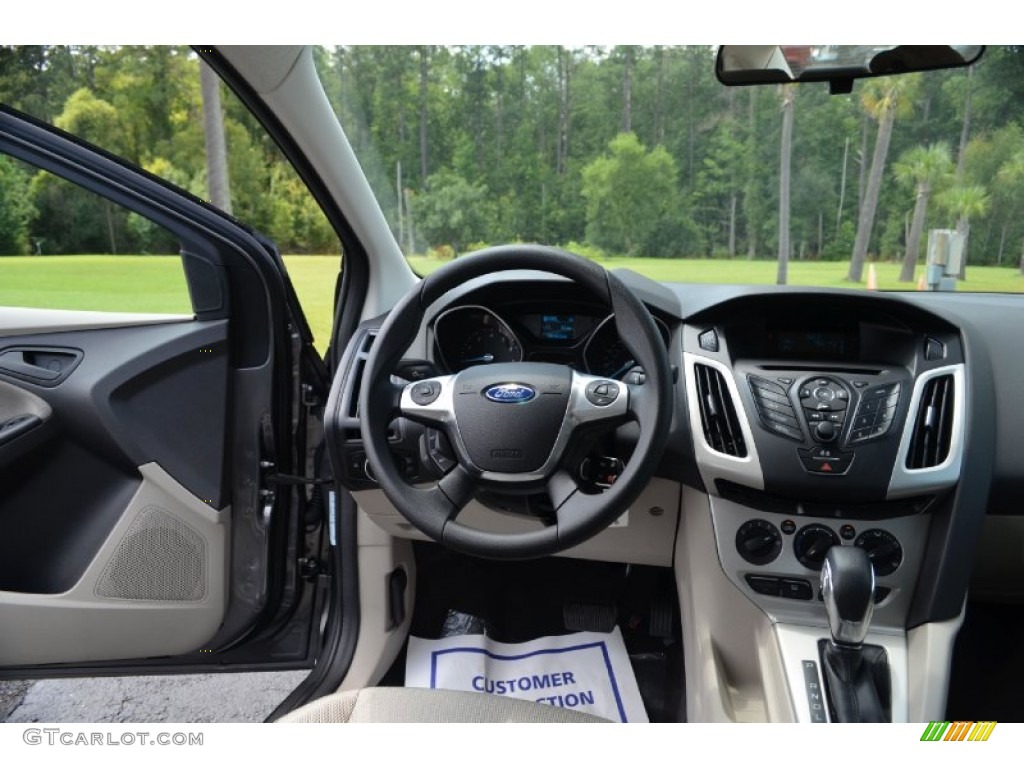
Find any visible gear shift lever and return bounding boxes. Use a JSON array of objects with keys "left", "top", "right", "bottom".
[
  {"left": 818, "top": 545, "right": 890, "bottom": 722},
  {"left": 821, "top": 545, "right": 874, "bottom": 647}
]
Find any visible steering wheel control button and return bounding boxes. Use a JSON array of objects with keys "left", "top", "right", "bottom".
[
  {"left": 748, "top": 375, "right": 802, "bottom": 442},
  {"left": 793, "top": 524, "right": 839, "bottom": 570},
  {"left": 735, "top": 519, "right": 783, "bottom": 565},
  {"left": 410, "top": 380, "right": 442, "bottom": 405},
  {"left": 698, "top": 328, "right": 719, "bottom": 352},
  {"left": 585, "top": 380, "right": 620, "bottom": 406}
]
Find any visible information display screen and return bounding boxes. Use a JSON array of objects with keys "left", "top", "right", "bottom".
[{"left": 540, "top": 315, "right": 576, "bottom": 341}]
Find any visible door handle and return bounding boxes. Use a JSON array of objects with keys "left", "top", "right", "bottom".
[
  {"left": 0, "top": 414, "right": 42, "bottom": 446},
  {"left": 0, "top": 347, "right": 82, "bottom": 386}
]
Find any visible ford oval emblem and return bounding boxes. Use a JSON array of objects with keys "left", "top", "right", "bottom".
[{"left": 484, "top": 383, "right": 536, "bottom": 404}]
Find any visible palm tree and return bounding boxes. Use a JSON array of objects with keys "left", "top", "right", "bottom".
[
  {"left": 777, "top": 85, "right": 795, "bottom": 285},
  {"left": 996, "top": 150, "right": 1024, "bottom": 275},
  {"left": 938, "top": 185, "right": 991, "bottom": 275},
  {"left": 893, "top": 142, "right": 953, "bottom": 282},
  {"left": 847, "top": 75, "right": 920, "bottom": 282}
]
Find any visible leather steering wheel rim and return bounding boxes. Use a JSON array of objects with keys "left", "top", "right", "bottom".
[{"left": 359, "top": 244, "right": 673, "bottom": 559}]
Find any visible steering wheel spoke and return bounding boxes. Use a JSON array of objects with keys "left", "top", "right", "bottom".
[
  {"left": 399, "top": 374, "right": 457, "bottom": 430},
  {"left": 437, "top": 463, "right": 477, "bottom": 516},
  {"left": 547, "top": 468, "right": 582, "bottom": 511},
  {"left": 566, "top": 371, "right": 630, "bottom": 429}
]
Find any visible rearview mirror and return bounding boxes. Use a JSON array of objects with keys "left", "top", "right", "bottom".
[{"left": 717, "top": 45, "right": 984, "bottom": 94}]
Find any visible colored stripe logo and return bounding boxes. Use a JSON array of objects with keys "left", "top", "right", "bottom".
[{"left": 920, "top": 721, "right": 997, "bottom": 741}]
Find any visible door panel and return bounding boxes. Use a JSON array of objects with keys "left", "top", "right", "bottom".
[
  {"left": 0, "top": 463, "right": 227, "bottom": 666},
  {"left": 0, "top": 316, "right": 232, "bottom": 665}
]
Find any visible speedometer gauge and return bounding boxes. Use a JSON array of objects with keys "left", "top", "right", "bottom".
[
  {"left": 458, "top": 325, "right": 520, "bottom": 367},
  {"left": 433, "top": 305, "right": 523, "bottom": 372}
]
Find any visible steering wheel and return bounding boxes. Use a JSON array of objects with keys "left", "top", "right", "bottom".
[{"left": 359, "top": 245, "right": 672, "bottom": 559}]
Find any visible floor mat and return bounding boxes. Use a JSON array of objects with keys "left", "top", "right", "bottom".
[
  {"left": 405, "top": 627, "right": 648, "bottom": 722},
  {"left": 386, "top": 543, "right": 686, "bottom": 721},
  {"left": 947, "top": 601, "right": 1024, "bottom": 721}
]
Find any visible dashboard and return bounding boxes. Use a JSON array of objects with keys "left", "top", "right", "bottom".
[{"left": 335, "top": 268, "right": 1016, "bottom": 635}]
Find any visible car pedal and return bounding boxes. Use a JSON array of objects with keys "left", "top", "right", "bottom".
[
  {"left": 649, "top": 596, "right": 674, "bottom": 639},
  {"left": 563, "top": 602, "right": 617, "bottom": 633}
]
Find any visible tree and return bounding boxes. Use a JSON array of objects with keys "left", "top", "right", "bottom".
[
  {"left": 53, "top": 87, "right": 126, "bottom": 254},
  {"left": 995, "top": 149, "right": 1024, "bottom": 274},
  {"left": 199, "top": 58, "right": 232, "bottom": 213},
  {"left": 893, "top": 142, "right": 953, "bottom": 281},
  {"left": 581, "top": 132, "right": 680, "bottom": 256},
  {"left": 0, "top": 156, "right": 34, "bottom": 254},
  {"left": 938, "top": 184, "right": 991, "bottom": 274},
  {"left": 848, "top": 75, "right": 920, "bottom": 282},
  {"left": 777, "top": 85, "right": 794, "bottom": 284},
  {"left": 418, "top": 46, "right": 431, "bottom": 183},
  {"left": 409, "top": 170, "right": 495, "bottom": 254}
]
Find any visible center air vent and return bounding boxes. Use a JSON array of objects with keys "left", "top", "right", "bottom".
[
  {"left": 694, "top": 363, "right": 747, "bottom": 458},
  {"left": 906, "top": 374, "right": 955, "bottom": 469}
]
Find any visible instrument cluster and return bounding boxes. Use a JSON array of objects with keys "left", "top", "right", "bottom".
[{"left": 432, "top": 302, "right": 671, "bottom": 379}]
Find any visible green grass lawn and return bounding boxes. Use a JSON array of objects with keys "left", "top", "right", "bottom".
[
  {"left": 3, "top": 254, "right": 1023, "bottom": 356},
  {"left": 408, "top": 254, "right": 1024, "bottom": 292}
]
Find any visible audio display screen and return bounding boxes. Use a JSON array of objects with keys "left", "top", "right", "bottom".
[{"left": 767, "top": 329, "right": 858, "bottom": 360}]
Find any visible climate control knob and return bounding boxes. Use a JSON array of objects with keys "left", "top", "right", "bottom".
[
  {"left": 735, "top": 519, "right": 783, "bottom": 565},
  {"left": 793, "top": 524, "right": 839, "bottom": 570},
  {"left": 855, "top": 529, "right": 903, "bottom": 577}
]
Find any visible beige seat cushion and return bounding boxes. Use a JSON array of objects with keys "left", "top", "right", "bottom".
[{"left": 278, "top": 686, "right": 609, "bottom": 723}]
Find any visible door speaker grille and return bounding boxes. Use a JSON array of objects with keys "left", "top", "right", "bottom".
[{"left": 95, "top": 505, "right": 207, "bottom": 601}]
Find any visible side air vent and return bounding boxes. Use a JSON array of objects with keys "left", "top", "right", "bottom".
[
  {"left": 906, "top": 374, "right": 955, "bottom": 469},
  {"left": 694, "top": 363, "right": 747, "bottom": 458}
]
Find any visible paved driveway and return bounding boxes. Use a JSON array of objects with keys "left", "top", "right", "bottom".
[{"left": 1, "top": 671, "right": 307, "bottom": 723}]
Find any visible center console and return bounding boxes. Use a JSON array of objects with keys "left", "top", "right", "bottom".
[{"left": 679, "top": 294, "right": 966, "bottom": 722}]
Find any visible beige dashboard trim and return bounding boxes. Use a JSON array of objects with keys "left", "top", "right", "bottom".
[
  {"left": 353, "top": 477, "right": 681, "bottom": 568},
  {"left": 0, "top": 307, "right": 192, "bottom": 337}
]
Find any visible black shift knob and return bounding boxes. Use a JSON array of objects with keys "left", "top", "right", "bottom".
[{"left": 821, "top": 545, "right": 875, "bottom": 647}]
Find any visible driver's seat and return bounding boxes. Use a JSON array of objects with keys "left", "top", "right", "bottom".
[{"left": 277, "top": 686, "right": 608, "bottom": 723}]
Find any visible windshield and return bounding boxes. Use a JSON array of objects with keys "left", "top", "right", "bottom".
[{"left": 314, "top": 45, "right": 1024, "bottom": 294}]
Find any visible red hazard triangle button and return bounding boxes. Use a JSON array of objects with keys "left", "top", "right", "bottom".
[{"left": 820, "top": 462, "right": 833, "bottom": 472}]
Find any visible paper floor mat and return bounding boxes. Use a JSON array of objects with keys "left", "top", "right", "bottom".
[{"left": 404, "top": 627, "right": 647, "bottom": 723}]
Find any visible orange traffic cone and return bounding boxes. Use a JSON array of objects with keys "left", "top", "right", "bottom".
[{"left": 866, "top": 264, "right": 878, "bottom": 290}]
